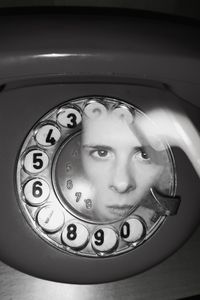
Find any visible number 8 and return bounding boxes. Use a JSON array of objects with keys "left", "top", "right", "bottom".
[{"left": 67, "top": 224, "right": 77, "bottom": 241}]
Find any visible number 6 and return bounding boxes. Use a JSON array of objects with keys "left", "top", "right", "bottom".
[{"left": 32, "top": 181, "right": 43, "bottom": 198}]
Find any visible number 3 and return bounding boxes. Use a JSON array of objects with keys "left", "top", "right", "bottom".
[
  {"left": 57, "top": 107, "right": 81, "bottom": 128},
  {"left": 67, "top": 113, "right": 77, "bottom": 128}
]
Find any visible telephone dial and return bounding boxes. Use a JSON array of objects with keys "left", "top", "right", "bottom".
[{"left": 0, "top": 9, "right": 200, "bottom": 283}]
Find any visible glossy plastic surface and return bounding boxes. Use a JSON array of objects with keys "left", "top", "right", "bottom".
[{"left": 0, "top": 83, "right": 199, "bottom": 283}]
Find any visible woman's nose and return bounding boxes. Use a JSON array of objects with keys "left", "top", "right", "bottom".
[{"left": 110, "top": 161, "right": 136, "bottom": 193}]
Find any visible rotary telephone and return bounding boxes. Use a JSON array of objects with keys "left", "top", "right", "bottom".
[{"left": 0, "top": 8, "right": 200, "bottom": 284}]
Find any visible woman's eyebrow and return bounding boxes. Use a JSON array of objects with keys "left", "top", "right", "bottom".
[
  {"left": 82, "top": 144, "right": 114, "bottom": 151},
  {"left": 135, "top": 145, "right": 157, "bottom": 152}
]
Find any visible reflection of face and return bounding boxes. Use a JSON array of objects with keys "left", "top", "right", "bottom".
[{"left": 81, "top": 111, "right": 166, "bottom": 222}]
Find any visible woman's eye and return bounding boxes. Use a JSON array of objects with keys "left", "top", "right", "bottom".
[
  {"left": 135, "top": 149, "right": 151, "bottom": 163},
  {"left": 97, "top": 150, "right": 108, "bottom": 157},
  {"left": 90, "top": 149, "right": 112, "bottom": 160}
]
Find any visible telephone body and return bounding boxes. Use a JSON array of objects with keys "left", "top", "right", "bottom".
[{"left": 0, "top": 9, "right": 200, "bottom": 283}]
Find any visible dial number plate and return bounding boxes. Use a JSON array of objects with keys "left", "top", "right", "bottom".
[
  {"left": 37, "top": 206, "right": 65, "bottom": 233},
  {"left": 16, "top": 96, "right": 176, "bottom": 257},
  {"left": 57, "top": 107, "right": 82, "bottom": 128},
  {"left": 23, "top": 178, "right": 50, "bottom": 206},
  {"left": 35, "top": 124, "right": 61, "bottom": 147},
  {"left": 62, "top": 221, "right": 89, "bottom": 250},
  {"left": 23, "top": 149, "right": 49, "bottom": 174},
  {"left": 91, "top": 227, "right": 118, "bottom": 254},
  {"left": 120, "top": 218, "right": 145, "bottom": 243}
]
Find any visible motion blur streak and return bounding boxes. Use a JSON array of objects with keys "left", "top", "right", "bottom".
[{"left": 138, "top": 108, "right": 200, "bottom": 178}]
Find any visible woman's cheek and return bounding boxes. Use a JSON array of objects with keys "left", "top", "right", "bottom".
[
  {"left": 83, "top": 160, "right": 106, "bottom": 183},
  {"left": 148, "top": 165, "right": 165, "bottom": 185},
  {"left": 93, "top": 166, "right": 110, "bottom": 182},
  {"left": 82, "top": 155, "right": 97, "bottom": 176},
  {"left": 136, "top": 164, "right": 164, "bottom": 187}
]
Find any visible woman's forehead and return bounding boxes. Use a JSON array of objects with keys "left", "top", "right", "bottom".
[{"left": 82, "top": 114, "right": 141, "bottom": 147}]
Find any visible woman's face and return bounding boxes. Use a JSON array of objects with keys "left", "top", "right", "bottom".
[{"left": 81, "top": 112, "right": 166, "bottom": 222}]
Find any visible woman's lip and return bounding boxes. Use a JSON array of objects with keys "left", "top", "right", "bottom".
[
  {"left": 107, "top": 205, "right": 133, "bottom": 209},
  {"left": 106, "top": 205, "right": 133, "bottom": 217}
]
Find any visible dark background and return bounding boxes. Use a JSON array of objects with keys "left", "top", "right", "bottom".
[{"left": 0, "top": 0, "right": 200, "bottom": 20}]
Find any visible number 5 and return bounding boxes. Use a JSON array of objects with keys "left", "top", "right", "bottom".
[{"left": 33, "top": 153, "right": 43, "bottom": 170}]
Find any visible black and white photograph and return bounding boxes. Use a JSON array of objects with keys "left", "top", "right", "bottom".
[{"left": 0, "top": 1, "right": 200, "bottom": 300}]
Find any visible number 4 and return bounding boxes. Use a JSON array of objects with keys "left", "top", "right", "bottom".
[{"left": 46, "top": 129, "right": 56, "bottom": 145}]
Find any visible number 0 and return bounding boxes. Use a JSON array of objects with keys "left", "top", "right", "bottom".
[{"left": 121, "top": 222, "right": 130, "bottom": 239}]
